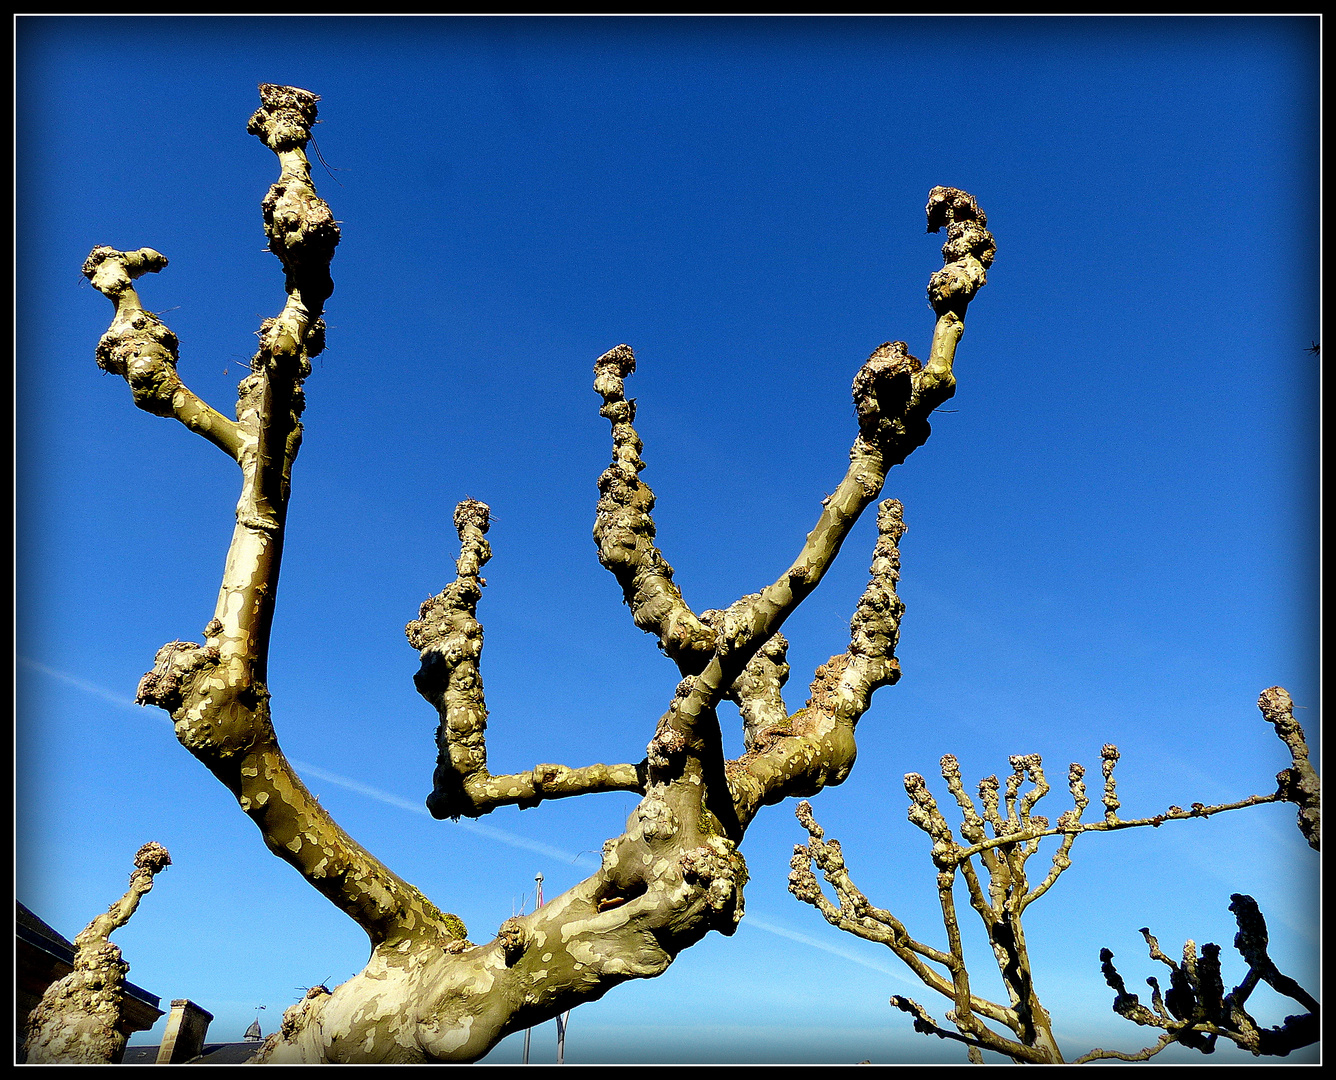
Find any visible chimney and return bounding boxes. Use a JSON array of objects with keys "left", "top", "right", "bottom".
[{"left": 155, "top": 999, "right": 214, "bottom": 1063}]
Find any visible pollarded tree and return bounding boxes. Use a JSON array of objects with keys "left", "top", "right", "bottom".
[
  {"left": 82, "top": 84, "right": 996, "bottom": 1064},
  {"left": 788, "top": 686, "right": 1319, "bottom": 1063},
  {"left": 24, "top": 842, "right": 172, "bottom": 1064}
]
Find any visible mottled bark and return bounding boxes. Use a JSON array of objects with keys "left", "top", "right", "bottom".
[
  {"left": 789, "top": 689, "right": 1318, "bottom": 1064},
  {"left": 88, "top": 85, "right": 995, "bottom": 1063},
  {"left": 24, "top": 843, "right": 171, "bottom": 1064},
  {"left": 407, "top": 500, "right": 644, "bottom": 820},
  {"left": 88, "top": 85, "right": 465, "bottom": 961}
]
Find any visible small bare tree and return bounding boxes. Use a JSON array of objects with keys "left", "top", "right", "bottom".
[
  {"left": 24, "top": 843, "right": 172, "bottom": 1064},
  {"left": 82, "top": 84, "right": 995, "bottom": 1063},
  {"left": 789, "top": 687, "right": 1319, "bottom": 1063}
]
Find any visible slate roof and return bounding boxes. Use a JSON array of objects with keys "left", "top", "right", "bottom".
[
  {"left": 121, "top": 1042, "right": 264, "bottom": 1065},
  {"left": 16, "top": 902, "right": 77, "bottom": 953},
  {"left": 16, "top": 900, "right": 162, "bottom": 1010}
]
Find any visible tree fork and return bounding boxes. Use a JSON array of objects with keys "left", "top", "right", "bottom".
[
  {"left": 89, "top": 85, "right": 995, "bottom": 1063},
  {"left": 88, "top": 86, "right": 464, "bottom": 958}
]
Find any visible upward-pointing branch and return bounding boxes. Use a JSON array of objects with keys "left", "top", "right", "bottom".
[
  {"left": 593, "top": 344, "right": 716, "bottom": 671},
  {"left": 83, "top": 246, "right": 244, "bottom": 459},
  {"left": 24, "top": 843, "right": 172, "bottom": 1064},
  {"left": 726, "top": 499, "right": 908, "bottom": 828},
  {"left": 117, "top": 86, "right": 462, "bottom": 952},
  {"left": 703, "top": 188, "right": 995, "bottom": 707},
  {"left": 409, "top": 499, "right": 644, "bottom": 819},
  {"left": 1258, "top": 686, "right": 1320, "bottom": 849}
]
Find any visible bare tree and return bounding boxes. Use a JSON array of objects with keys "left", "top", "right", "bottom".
[
  {"left": 789, "top": 687, "right": 1319, "bottom": 1063},
  {"left": 1092, "top": 891, "right": 1319, "bottom": 1061},
  {"left": 81, "top": 84, "right": 995, "bottom": 1063},
  {"left": 24, "top": 843, "right": 172, "bottom": 1064}
]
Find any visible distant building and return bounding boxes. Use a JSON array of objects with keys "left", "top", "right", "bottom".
[
  {"left": 18, "top": 901, "right": 262, "bottom": 1064},
  {"left": 121, "top": 1000, "right": 266, "bottom": 1064},
  {"left": 158, "top": 1000, "right": 213, "bottom": 1063},
  {"left": 119, "top": 999, "right": 263, "bottom": 1069},
  {"left": 121, "top": 1043, "right": 267, "bottom": 1064}
]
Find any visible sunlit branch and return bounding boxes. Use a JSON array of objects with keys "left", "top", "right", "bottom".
[
  {"left": 788, "top": 687, "right": 1318, "bottom": 1064},
  {"left": 83, "top": 247, "right": 244, "bottom": 459}
]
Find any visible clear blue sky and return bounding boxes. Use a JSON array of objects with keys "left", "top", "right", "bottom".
[{"left": 16, "top": 16, "right": 1318, "bottom": 1064}]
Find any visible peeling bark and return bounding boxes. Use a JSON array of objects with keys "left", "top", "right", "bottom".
[
  {"left": 24, "top": 843, "right": 171, "bottom": 1064},
  {"left": 87, "top": 86, "right": 995, "bottom": 1062}
]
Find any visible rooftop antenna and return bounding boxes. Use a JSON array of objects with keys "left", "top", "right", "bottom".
[
  {"left": 556, "top": 1007, "right": 571, "bottom": 1065},
  {"left": 521, "top": 873, "right": 543, "bottom": 1064}
]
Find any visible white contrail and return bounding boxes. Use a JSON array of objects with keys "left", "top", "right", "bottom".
[
  {"left": 742, "top": 916, "right": 918, "bottom": 985},
  {"left": 17, "top": 657, "right": 145, "bottom": 712},
  {"left": 294, "top": 761, "right": 600, "bottom": 867},
  {"left": 19, "top": 657, "right": 596, "bottom": 865},
  {"left": 23, "top": 658, "right": 923, "bottom": 980}
]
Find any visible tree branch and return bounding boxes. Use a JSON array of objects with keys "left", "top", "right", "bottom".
[
  {"left": 889, "top": 995, "right": 1050, "bottom": 1064},
  {"left": 727, "top": 499, "right": 907, "bottom": 825},
  {"left": 1019, "top": 762, "right": 1086, "bottom": 910},
  {"left": 592, "top": 345, "right": 716, "bottom": 671},
  {"left": 720, "top": 628, "right": 792, "bottom": 753},
  {"left": 212, "top": 83, "right": 337, "bottom": 682},
  {"left": 789, "top": 801, "right": 1020, "bottom": 1032},
  {"left": 682, "top": 192, "right": 994, "bottom": 826},
  {"left": 1072, "top": 1033, "right": 1179, "bottom": 1063},
  {"left": 409, "top": 500, "right": 645, "bottom": 819},
  {"left": 1097, "top": 895, "right": 1321, "bottom": 1060},
  {"left": 954, "top": 792, "right": 1285, "bottom": 862},
  {"left": 695, "top": 191, "right": 992, "bottom": 766},
  {"left": 24, "top": 843, "right": 172, "bottom": 1064},
  {"left": 1228, "top": 893, "right": 1320, "bottom": 1014},
  {"left": 74, "top": 842, "right": 172, "bottom": 947},
  {"left": 82, "top": 246, "right": 244, "bottom": 459},
  {"left": 113, "top": 86, "right": 466, "bottom": 953},
  {"left": 1257, "top": 686, "right": 1320, "bottom": 850}
]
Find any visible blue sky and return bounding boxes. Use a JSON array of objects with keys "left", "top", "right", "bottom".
[{"left": 16, "top": 16, "right": 1318, "bottom": 1064}]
